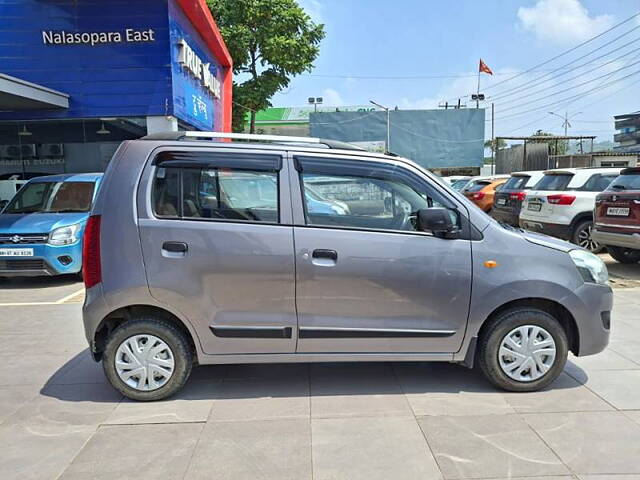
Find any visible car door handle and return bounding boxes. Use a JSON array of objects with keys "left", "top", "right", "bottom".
[
  {"left": 312, "top": 249, "right": 338, "bottom": 261},
  {"left": 162, "top": 241, "right": 188, "bottom": 253}
]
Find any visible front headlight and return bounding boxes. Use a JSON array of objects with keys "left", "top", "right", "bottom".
[
  {"left": 48, "top": 223, "right": 81, "bottom": 246},
  {"left": 569, "top": 249, "right": 608, "bottom": 285}
]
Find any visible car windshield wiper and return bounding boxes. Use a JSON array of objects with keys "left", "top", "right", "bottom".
[
  {"left": 50, "top": 208, "right": 87, "bottom": 213},
  {"left": 611, "top": 184, "right": 626, "bottom": 190}
]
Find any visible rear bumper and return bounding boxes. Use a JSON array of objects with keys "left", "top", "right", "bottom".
[
  {"left": 592, "top": 228, "right": 640, "bottom": 249},
  {"left": 490, "top": 207, "right": 519, "bottom": 226},
  {"left": 519, "top": 219, "right": 572, "bottom": 240}
]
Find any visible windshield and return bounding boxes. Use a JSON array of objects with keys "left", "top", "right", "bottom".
[
  {"left": 465, "top": 181, "right": 490, "bottom": 193},
  {"left": 501, "top": 176, "right": 530, "bottom": 191},
  {"left": 606, "top": 173, "right": 640, "bottom": 191},
  {"left": 533, "top": 174, "right": 573, "bottom": 191},
  {"left": 4, "top": 181, "right": 96, "bottom": 214}
]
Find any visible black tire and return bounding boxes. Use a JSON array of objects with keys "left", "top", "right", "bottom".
[
  {"left": 571, "top": 219, "right": 603, "bottom": 253},
  {"left": 102, "top": 317, "right": 193, "bottom": 401},
  {"left": 478, "top": 308, "right": 568, "bottom": 392},
  {"left": 607, "top": 246, "right": 640, "bottom": 264}
]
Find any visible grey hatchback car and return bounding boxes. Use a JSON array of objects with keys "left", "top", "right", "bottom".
[{"left": 82, "top": 132, "right": 612, "bottom": 401}]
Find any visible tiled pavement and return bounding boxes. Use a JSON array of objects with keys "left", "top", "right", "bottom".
[{"left": 0, "top": 287, "right": 639, "bottom": 479}]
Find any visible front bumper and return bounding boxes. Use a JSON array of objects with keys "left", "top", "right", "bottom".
[
  {"left": 0, "top": 242, "right": 82, "bottom": 276},
  {"left": 519, "top": 219, "right": 572, "bottom": 240},
  {"left": 563, "top": 282, "right": 613, "bottom": 357},
  {"left": 592, "top": 228, "right": 640, "bottom": 250}
]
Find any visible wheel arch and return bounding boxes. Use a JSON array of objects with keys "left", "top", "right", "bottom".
[
  {"left": 476, "top": 297, "right": 580, "bottom": 357},
  {"left": 91, "top": 304, "right": 198, "bottom": 362}
]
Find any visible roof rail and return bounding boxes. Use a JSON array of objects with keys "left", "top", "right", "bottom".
[{"left": 140, "top": 131, "right": 366, "bottom": 151}]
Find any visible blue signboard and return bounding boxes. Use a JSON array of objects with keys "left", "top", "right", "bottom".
[
  {"left": 0, "top": 0, "right": 225, "bottom": 130},
  {"left": 168, "top": 0, "right": 223, "bottom": 131}
]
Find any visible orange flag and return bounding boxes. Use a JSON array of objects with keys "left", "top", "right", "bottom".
[{"left": 479, "top": 59, "right": 493, "bottom": 75}]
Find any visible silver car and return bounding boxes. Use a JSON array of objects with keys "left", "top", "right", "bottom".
[{"left": 82, "top": 132, "right": 612, "bottom": 401}]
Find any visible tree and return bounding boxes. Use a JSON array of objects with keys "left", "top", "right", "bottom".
[
  {"left": 207, "top": 0, "right": 325, "bottom": 132},
  {"left": 530, "top": 129, "right": 568, "bottom": 155},
  {"left": 484, "top": 138, "right": 506, "bottom": 155}
]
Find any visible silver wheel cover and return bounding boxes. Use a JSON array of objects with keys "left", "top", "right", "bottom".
[
  {"left": 577, "top": 223, "right": 599, "bottom": 251},
  {"left": 115, "top": 334, "right": 175, "bottom": 391},
  {"left": 498, "top": 325, "right": 557, "bottom": 382}
]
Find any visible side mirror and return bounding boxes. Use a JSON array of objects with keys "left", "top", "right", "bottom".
[{"left": 417, "top": 207, "right": 456, "bottom": 236}]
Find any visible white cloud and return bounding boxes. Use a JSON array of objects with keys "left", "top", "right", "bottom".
[
  {"left": 322, "top": 88, "right": 345, "bottom": 106},
  {"left": 517, "top": 0, "right": 614, "bottom": 45}
]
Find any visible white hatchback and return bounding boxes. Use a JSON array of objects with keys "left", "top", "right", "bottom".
[{"left": 519, "top": 167, "right": 622, "bottom": 252}]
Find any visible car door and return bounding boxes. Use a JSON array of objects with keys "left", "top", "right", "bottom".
[
  {"left": 290, "top": 154, "right": 473, "bottom": 354},
  {"left": 137, "top": 147, "right": 297, "bottom": 355}
]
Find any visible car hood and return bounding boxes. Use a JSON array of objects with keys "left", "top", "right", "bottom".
[
  {"left": 519, "top": 228, "right": 575, "bottom": 253},
  {"left": 0, "top": 213, "right": 88, "bottom": 234}
]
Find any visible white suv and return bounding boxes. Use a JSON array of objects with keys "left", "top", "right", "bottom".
[{"left": 520, "top": 167, "right": 622, "bottom": 252}]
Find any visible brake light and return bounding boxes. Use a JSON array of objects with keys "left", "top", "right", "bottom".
[
  {"left": 472, "top": 192, "right": 485, "bottom": 200},
  {"left": 509, "top": 191, "right": 527, "bottom": 201},
  {"left": 82, "top": 215, "right": 102, "bottom": 289},
  {"left": 547, "top": 194, "right": 576, "bottom": 205}
]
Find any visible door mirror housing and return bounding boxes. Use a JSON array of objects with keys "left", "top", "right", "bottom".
[{"left": 417, "top": 208, "right": 456, "bottom": 236}]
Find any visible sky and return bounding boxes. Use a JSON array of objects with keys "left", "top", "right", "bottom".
[{"left": 271, "top": 0, "right": 640, "bottom": 144}]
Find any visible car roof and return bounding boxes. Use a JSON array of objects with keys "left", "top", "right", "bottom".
[{"left": 28, "top": 172, "right": 103, "bottom": 183}]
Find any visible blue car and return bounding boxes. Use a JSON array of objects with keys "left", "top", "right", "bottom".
[{"left": 0, "top": 173, "right": 102, "bottom": 277}]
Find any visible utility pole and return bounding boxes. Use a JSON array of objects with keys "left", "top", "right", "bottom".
[
  {"left": 370, "top": 100, "right": 390, "bottom": 152},
  {"left": 549, "top": 111, "right": 582, "bottom": 136},
  {"left": 491, "top": 103, "right": 495, "bottom": 175}
]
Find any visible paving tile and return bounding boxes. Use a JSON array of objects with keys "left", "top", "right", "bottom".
[
  {"left": 209, "top": 377, "right": 309, "bottom": 421},
  {"left": 624, "top": 410, "right": 640, "bottom": 426},
  {"left": 224, "top": 362, "right": 308, "bottom": 381},
  {"left": 0, "top": 422, "right": 96, "bottom": 480},
  {"left": 395, "top": 363, "right": 515, "bottom": 416},
  {"left": 565, "top": 349, "right": 640, "bottom": 374},
  {"left": 579, "top": 476, "right": 640, "bottom": 480},
  {"left": 185, "top": 419, "right": 312, "bottom": 479},
  {"left": 0, "top": 277, "right": 82, "bottom": 303},
  {"left": 0, "top": 334, "right": 86, "bottom": 357},
  {"left": 60, "top": 423, "right": 202, "bottom": 479},
  {"left": 312, "top": 416, "right": 441, "bottom": 480},
  {"left": 4, "top": 383, "right": 121, "bottom": 428},
  {"left": 0, "top": 353, "right": 80, "bottom": 387},
  {"left": 105, "top": 380, "right": 216, "bottom": 425},
  {"left": 608, "top": 341, "right": 640, "bottom": 364},
  {"left": 0, "top": 385, "right": 39, "bottom": 425},
  {"left": 573, "top": 370, "right": 640, "bottom": 410},
  {"left": 47, "top": 350, "right": 110, "bottom": 386},
  {"left": 504, "top": 373, "right": 613, "bottom": 413},
  {"left": 525, "top": 411, "right": 640, "bottom": 474},
  {"left": 0, "top": 304, "right": 84, "bottom": 336},
  {"left": 419, "top": 414, "right": 569, "bottom": 479},
  {"left": 310, "top": 363, "right": 411, "bottom": 418},
  {"left": 188, "top": 364, "right": 228, "bottom": 383}
]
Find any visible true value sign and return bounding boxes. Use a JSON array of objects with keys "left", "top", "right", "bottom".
[{"left": 177, "top": 39, "right": 221, "bottom": 99}]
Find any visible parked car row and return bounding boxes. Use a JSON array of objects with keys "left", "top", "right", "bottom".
[{"left": 445, "top": 167, "right": 640, "bottom": 263}]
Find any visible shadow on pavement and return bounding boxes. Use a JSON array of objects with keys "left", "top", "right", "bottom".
[
  {"left": 40, "top": 348, "right": 589, "bottom": 402},
  {"left": 0, "top": 274, "right": 80, "bottom": 289}
]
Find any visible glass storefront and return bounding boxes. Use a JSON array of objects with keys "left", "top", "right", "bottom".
[{"left": 0, "top": 118, "right": 147, "bottom": 179}]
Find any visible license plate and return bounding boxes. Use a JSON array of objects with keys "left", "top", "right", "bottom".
[
  {"left": 496, "top": 198, "right": 506, "bottom": 206},
  {"left": 607, "top": 207, "right": 629, "bottom": 216},
  {"left": 527, "top": 203, "right": 542, "bottom": 212},
  {"left": 0, "top": 248, "right": 34, "bottom": 257}
]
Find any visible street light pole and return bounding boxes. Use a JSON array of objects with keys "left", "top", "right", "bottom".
[
  {"left": 548, "top": 111, "right": 582, "bottom": 136},
  {"left": 370, "top": 100, "right": 390, "bottom": 152}
]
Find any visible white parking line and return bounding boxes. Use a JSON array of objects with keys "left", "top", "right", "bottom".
[{"left": 0, "top": 288, "right": 85, "bottom": 307}]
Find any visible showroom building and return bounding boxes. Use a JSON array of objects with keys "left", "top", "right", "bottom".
[{"left": 0, "top": 0, "right": 232, "bottom": 177}]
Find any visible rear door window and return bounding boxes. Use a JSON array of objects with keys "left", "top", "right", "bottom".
[
  {"left": 533, "top": 174, "right": 573, "bottom": 191},
  {"left": 151, "top": 152, "right": 280, "bottom": 224}
]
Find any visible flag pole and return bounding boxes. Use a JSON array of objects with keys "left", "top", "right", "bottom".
[{"left": 476, "top": 60, "right": 481, "bottom": 109}]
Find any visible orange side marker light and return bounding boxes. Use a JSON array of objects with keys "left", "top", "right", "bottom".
[{"left": 484, "top": 260, "right": 498, "bottom": 269}]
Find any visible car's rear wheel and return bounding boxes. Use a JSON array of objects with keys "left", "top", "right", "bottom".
[
  {"left": 572, "top": 219, "right": 603, "bottom": 253},
  {"left": 102, "top": 317, "right": 193, "bottom": 401},
  {"left": 607, "top": 246, "right": 640, "bottom": 264},
  {"left": 478, "top": 308, "right": 568, "bottom": 392}
]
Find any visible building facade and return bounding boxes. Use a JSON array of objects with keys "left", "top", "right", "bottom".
[
  {"left": 0, "top": 0, "right": 232, "bottom": 177},
  {"left": 614, "top": 111, "right": 640, "bottom": 153}
]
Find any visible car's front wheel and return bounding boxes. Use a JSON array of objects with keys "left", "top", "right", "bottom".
[
  {"left": 478, "top": 308, "right": 568, "bottom": 392},
  {"left": 102, "top": 317, "right": 193, "bottom": 401},
  {"left": 607, "top": 246, "right": 640, "bottom": 264}
]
